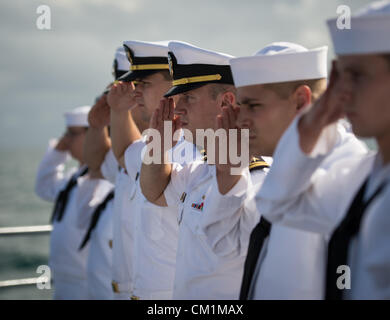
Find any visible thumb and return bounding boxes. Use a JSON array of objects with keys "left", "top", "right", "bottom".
[{"left": 149, "top": 108, "right": 159, "bottom": 129}]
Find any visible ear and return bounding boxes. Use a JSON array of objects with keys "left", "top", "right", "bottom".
[
  {"left": 220, "top": 91, "right": 236, "bottom": 108},
  {"left": 292, "top": 85, "right": 311, "bottom": 113}
]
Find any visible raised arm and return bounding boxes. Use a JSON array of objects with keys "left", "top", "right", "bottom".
[
  {"left": 140, "top": 98, "right": 180, "bottom": 207},
  {"left": 214, "top": 100, "right": 249, "bottom": 195},
  {"left": 107, "top": 81, "right": 141, "bottom": 169},
  {"left": 298, "top": 61, "right": 345, "bottom": 154},
  {"left": 35, "top": 136, "right": 71, "bottom": 202},
  {"left": 200, "top": 102, "right": 268, "bottom": 257},
  {"left": 83, "top": 94, "right": 111, "bottom": 175},
  {"left": 256, "top": 61, "right": 368, "bottom": 235}
]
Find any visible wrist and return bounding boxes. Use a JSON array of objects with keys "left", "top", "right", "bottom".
[
  {"left": 111, "top": 106, "right": 129, "bottom": 114},
  {"left": 88, "top": 122, "right": 106, "bottom": 130},
  {"left": 54, "top": 144, "right": 68, "bottom": 152},
  {"left": 298, "top": 114, "right": 324, "bottom": 155}
]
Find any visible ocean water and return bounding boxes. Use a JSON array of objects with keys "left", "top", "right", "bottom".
[{"left": 0, "top": 147, "right": 59, "bottom": 299}]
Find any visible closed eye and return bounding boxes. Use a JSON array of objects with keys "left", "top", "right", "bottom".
[
  {"left": 352, "top": 71, "right": 364, "bottom": 80},
  {"left": 248, "top": 103, "right": 263, "bottom": 108},
  {"left": 344, "top": 68, "right": 365, "bottom": 82},
  {"left": 183, "top": 94, "right": 195, "bottom": 102}
]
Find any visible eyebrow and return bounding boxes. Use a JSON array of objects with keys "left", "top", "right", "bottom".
[
  {"left": 136, "top": 78, "right": 151, "bottom": 83},
  {"left": 238, "top": 97, "right": 262, "bottom": 105},
  {"left": 342, "top": 64, "right": 364, "bottom": 74}
]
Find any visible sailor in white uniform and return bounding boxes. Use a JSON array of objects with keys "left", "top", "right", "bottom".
[
  {"left": 35, "top": 105, "right": 92, "bottom": 299},
  {"left": 100, "top": 149, "right": 138, "bottom": 299},
  {"left": 108, "top": 40, "right": 199, "bottom": 300},
  {"left": 79, "top": 58, "right": 121, "bottom": 299},
  {"left": 220, "top": 43, "right": 367, "bottom": 300},
  {"left": 82, "top": 46, "right": 143, "bottom": 300},
  {"left": 74, "top": 164, "right": 114, "bottom": 300},
  {"left": 255, "top": 1, "right": 390, "bottom": 299},
  {"left": 139, "top": 41, "right": 269, "bottom": 299}
]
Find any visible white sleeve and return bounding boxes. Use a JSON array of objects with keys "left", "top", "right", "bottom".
[
  {"left": 257, "top": 115, "right": 368, "bottom": 235},
  {"left": 35, "top": 139, "right": 72, "bottom": 202},
  {"left": 101, "top": 148, "right": 119, "bottom": 184},
  {"left": 199, "top": 167, "right": 266, "bottom": 258},
  {"left": 357, "top": 188, "right": 390, "bottom": 299},
  {"left": 75, "top": 175, "right": 114, "bottom": 229},
  {"left": 124, "top": 138, "right": 146, "bottom": 180},
  {"left": 161, "top": 140, "right": 202, "bottom": 206}
]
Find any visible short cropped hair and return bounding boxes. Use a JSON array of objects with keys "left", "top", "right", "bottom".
[
  {"left": 159, "top": 70, "right": 172, "bottom": 81},
  {"left": 263, "top": 78, "right": 327, "bottom": 103},
  {"left": 208, "top": 83, "right": 236, "bottom": 100}
]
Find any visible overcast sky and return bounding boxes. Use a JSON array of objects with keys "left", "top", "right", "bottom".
[{"left": 0, "top": 0, "right": 371, "bottom": 149}]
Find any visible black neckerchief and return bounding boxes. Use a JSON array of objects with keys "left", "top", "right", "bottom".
[
  {"left": 50, "top": 166, "right": 88, "bottom": 223},
  {"left": 79, "top": 190, "right": 115, "bottom": 250}
]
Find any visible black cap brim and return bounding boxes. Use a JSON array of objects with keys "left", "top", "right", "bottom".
[
  {"left": 164, "top": 82, "right": 208, "bottom": 97},
  {"left": 118, "top": 70, "right": 160, "bottom": 82},
  {"left": 115, "top": 70, "right": 128, "bottom": 80}
]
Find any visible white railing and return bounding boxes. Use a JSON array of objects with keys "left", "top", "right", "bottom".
[
  {"left": 0, "top": 225, "right": 52, "bottom": 237},
  {"left": 0, "top": 225, "right": 52, "bottom": 289}
]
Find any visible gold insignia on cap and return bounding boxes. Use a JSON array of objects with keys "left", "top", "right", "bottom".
[
  {"left": 130, "top": 64, "right": 169, "bottom": 71},
  {"left": 168, "top": 53, "right": 174, "bottom": 77},
  {"left": 172, "top": 74, "right": 222, "bottom": 86},
  {"left": 124, "top": 46, "right": 133, "bottom": 66},
  {"left": 112, "top": 60, "right": 116, "bottom": 78}
]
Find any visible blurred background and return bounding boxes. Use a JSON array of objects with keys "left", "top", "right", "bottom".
[{"left": 0, "top": 0, "right": 373, "bottom": 299}]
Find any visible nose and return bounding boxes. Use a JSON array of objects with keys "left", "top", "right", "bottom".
[
  {"left": 134, "top": 83, "right": 143, "bottom": 97},
  {"left": 334, "top": 75, "right": 353, "bottom": 105},
  {"left": 173, "top": 95, "right": 188, "bottom": 115},
  {"left": 236, "top": 106, "right": 252, "bottom": 129}
]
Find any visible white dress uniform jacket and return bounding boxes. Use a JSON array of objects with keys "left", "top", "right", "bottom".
[
  {"left": 101, "top": 149, "right": 136, "bottom": 300},
  {"left": 35, "top": 140, "right": 90, "bottom": 299},
  {"left": 247, "top": 122, "right": 365, "bottom": 300},
  {"left": 75, "top": 177, "right": 115, "bottom": 300},
  {"left": 256, "top": 115, "right": 390, "bottom": 299},
  {"left": 124, "top": 138, "right": 197, "bottom": 300},
  {"left": 163, "top": 159, "right": 267, "bottom": 299}
]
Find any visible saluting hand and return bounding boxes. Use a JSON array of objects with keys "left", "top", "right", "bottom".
[
  {"left": 55, "top": 134, "right": 71, "bottom": 152},
  {"left": 298, "top": 60, "right": 346, "bottom": 154},
  {"left": 107, "top": 81, "right": 137, "bottom": 112},
  {"left": 148, "top": 98, "right": 181, "bottom": 161},
  {"left": 88, "top": 94, "right": 111, "bottom": 129},
  {"left": 215, "top": 101, "right": 248, "bottom": 174},
  {"left": 214, "top": 101, "right": 248, "bottom": 194}
]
